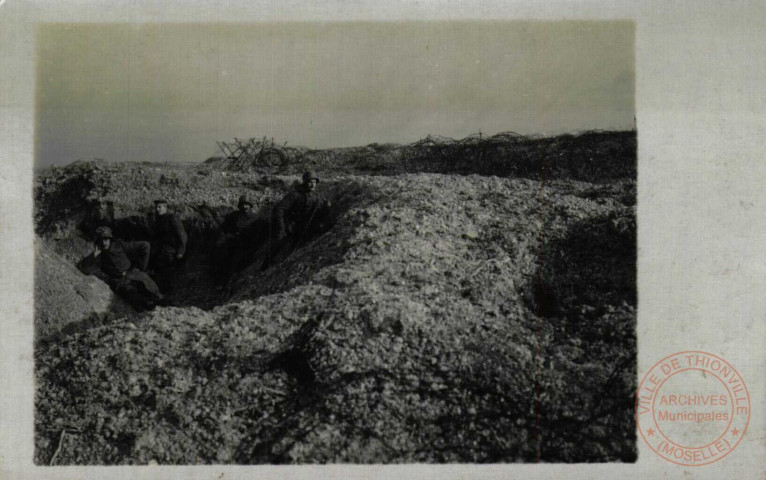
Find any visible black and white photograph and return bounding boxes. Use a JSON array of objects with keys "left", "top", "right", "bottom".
[
  {"left": 4, "top": 2, "right": 766, "bottom": 478},
  {"left": 30, "top": 21, "right": 638, "bottom": 465}
]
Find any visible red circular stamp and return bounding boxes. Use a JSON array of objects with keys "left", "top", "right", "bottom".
[{"left": 635, "top": 351, "right": 750, "bottom": 466}]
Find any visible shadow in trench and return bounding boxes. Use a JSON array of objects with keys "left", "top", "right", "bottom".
[{"left": 525, "top": 210, "right": 637, "bottom": 462}]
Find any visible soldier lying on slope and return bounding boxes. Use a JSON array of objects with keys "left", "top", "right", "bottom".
[{"left": 78, "top": 226, "right": 165, "bottom": 311}]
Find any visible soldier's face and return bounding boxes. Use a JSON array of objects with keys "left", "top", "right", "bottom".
[
  {"left": 155, "top": 203, "right": 168, "bottom": 216},
  {"left": 98, "top": 237, "right": 111, "bottom": 250},
  {"left": 239, "top": 203, "right": 252, "bottom": 212},
  {"left": 306, "top": 179, "right": 318, "bottom": 192}
]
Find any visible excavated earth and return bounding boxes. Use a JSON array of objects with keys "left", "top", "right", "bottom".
[
  {"left": 34, "top": 238, "right": 135, "bottom": 345},
  {"left": 34, "top": 146, "right": 636, "bottom": 464}
]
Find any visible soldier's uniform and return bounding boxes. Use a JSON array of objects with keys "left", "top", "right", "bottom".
[
  {"left": 214, "top": 194, "right": 260, "bottom": 280},
  {"left": 261, "top": 171, "right": 331, "bottom": 270},
  {"left": 221, "top": 196, "right": 258, "bottom": 237},
  {"left": 78, "top": 226, "right": 163, "bottom": 310},
  {"left": 152, "top": 206, "right": 187, "bottom": 268},
  {"left": 151, "top": 200, "right": 187, "bottom": 291},
  {"left": 273, "top": 172, "right": 331, "bottom": 240}
]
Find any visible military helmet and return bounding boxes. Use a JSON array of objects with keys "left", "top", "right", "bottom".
[
  {"left": 95, "top": 226, "right": 113, "bottom": 239},
  {"left": 302, "top": 170, "right": 320, "bottom": 183},
  {"left": 153, "top": 198, "right": 168, "bottom": 205},
  {"left": 238, "top": 194, "right": 253, "bottom": 208}
]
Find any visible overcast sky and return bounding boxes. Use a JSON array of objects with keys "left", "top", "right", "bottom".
[{"left": 35, "top": 21, "right": 634, "bottom": 167}]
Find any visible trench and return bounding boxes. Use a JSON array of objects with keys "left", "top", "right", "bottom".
[
  {"left": 525, "top": 210, "right": 638, "bottom": 461},
  {"left": 34, "top": 167, "right": 641, "bottom": 463},
  {"left": 75, "top": 180, "right": 380, "bottom": 310},
  {"left": 228, "top": 200, "right": 640, "bottom": 463}
]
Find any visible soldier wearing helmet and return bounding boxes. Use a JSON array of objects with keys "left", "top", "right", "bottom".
[
  {"left": 221, "top": 194, "right": 258, "bottom": 235},
  {"left": 78, "top": 226, "right": 164, "bottom": 310},
  {"left": 273, "top": 170, "right": 330, "bottom": 240},
  {"left": 260, "top": 170, "right": 332, "bottom": 270},
  {"left": 214, "top": 193, "right": 261, "bottom": 282},
  {"left": 302, "top": 170, "right": 320, "bottom": 192}
]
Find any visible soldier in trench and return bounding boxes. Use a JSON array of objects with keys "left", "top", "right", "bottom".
[
  {"left": 78, "top": 226, "right": 164, "bottom": 311},
  {"left": 259, "top": 170, "right": 332, "bottom": 270},
  {"left": 213, "top": 194, "right": 260, "bottom": 281},
  {"left": 150, "top": 199, "right": 188, "bottom": 293}
]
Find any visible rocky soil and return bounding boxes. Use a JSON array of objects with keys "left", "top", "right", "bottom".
[
  {"left": 33, "top": 132, "right": 636, "bottom": 464},
  {"left": 34, "top": 238, "right": 135, "bottom": 346}
]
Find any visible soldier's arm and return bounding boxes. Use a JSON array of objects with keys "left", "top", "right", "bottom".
[
  {"left": 77, "top": 253, "right": 98, "bottom": 274},
  {"left": 273, "top": 193, "right": 295, "bottom": 238},
  {"left": 172, "top": 215, "right": 188, "bottom": 257},
  {"left": 312, "top": 195, "right": 331, "bottom": 230},
  {"left": 78, "top": 253, "right": 109, "bottom": 281},
  {"left": 122, "top": 240, "right": 151, "bottom": 271}
]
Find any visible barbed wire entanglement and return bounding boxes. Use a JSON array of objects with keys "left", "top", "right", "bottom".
[
  {"left": 206, "top": 130, "right": 636, "bottom": 182},
  {"left": 207, "top": 137, "right": 308, "bottom": 172}
]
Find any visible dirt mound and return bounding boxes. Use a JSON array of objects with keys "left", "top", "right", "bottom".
[
  {"left": 34, "top": 237, "right": 134, "bottom": 345},
  {"left": 34, "top": 166, "right": 636, "bottom": 463}
]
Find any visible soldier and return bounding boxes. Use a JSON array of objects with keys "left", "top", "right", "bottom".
[
  {"left": 221, "top": 194, "right": 258, "bottom": 238},
  {"left": 274, "top": 171, "right": 331, "bottom": 240},
  {"left": 150, "top": 199, "right": 188, "bottom": 291},
  {"left": 78, "top": 226, "right": 164, "bottom": 310},
  {"left": 214, "top": 194, "right": 260, "bottom": 281},
  {"left": 261, "top": 171, "right": 331, "bottom": 270}
]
